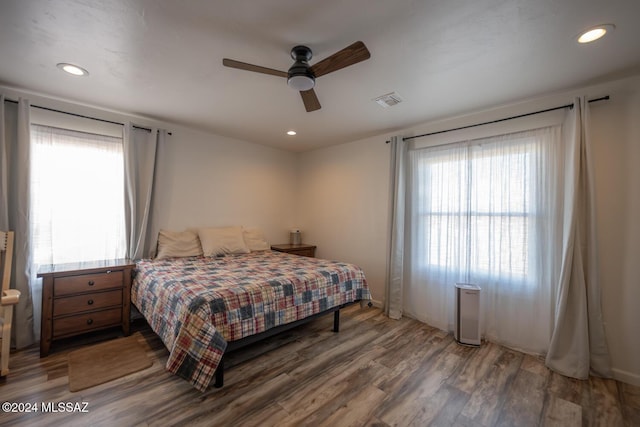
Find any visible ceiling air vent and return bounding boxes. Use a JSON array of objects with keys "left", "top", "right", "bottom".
[{"left": 374, "top": 92, "right": 403, "bottom": 108}]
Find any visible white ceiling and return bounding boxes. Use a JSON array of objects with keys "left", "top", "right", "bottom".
[{"left": 1, "top": 0, "right": 639, "bottom": 152}]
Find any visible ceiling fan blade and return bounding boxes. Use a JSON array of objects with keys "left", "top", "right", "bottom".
[
  {"left": 310, "top": 41, "right": 371, "bottom": 78},
  {"left": 300, "top": 89, "right": 321, "bottom": 112},
  {"left": 222, "top": 58, "right": 288, "bottom": 78}
]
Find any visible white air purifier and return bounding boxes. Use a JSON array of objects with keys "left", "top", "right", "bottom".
[{"left": 454, "top": 283, "right": 481, "bottom": 346}]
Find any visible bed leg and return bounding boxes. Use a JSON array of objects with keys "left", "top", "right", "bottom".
[
  {"left": 333, "top": 309, "right": 340, "bottom": 332},
  {"left": 214, "top": 358, "right": 224, "bottom": 388}
]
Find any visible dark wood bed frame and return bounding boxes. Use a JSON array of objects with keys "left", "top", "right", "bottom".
[{"left": 213, "top": 300, "right": 369, "bottom": 388}]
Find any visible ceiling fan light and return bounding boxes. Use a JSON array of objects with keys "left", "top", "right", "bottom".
[
  {"left": 287, "top": 74, "right": 315, "bottom": 91},
  {"left": 287, "top": 45, "right": 315, "bottom": 91}
]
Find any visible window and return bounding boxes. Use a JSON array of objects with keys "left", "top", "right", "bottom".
[
  {"left": 415, "top": 136, "right": 536, "bottom": 281},
  {"left": 30, "top": 125, "right": 126, "bottom": 265},
  {"left": 404, "top": 124, "right": 564, "bottom": 353}
]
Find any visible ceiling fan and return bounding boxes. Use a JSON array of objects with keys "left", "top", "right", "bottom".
[{"left": 223, "top": 41, "right": 371, "bottom": 112}]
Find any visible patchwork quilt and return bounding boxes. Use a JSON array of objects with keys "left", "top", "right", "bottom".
[{"left": 131, "top": 250, "right": 370, "bottom": 391}]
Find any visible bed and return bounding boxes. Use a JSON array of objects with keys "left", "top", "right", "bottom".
[{"left": 131, "top": 250, "right": 370, "bottom": 392}]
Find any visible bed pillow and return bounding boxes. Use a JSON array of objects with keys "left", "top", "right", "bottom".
[
  {"left": 198, "top": 226, "right": 250, "bottom": 256},
  {"left": 243, "top": 227, "right": 270, "bottom": 251},
  {"left": 156, "top": 229, "right": 203, "bottom": 259}
]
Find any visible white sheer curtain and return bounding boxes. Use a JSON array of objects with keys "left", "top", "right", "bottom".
[
  {"left": 404, "top": 126, "right": 564, "bottom": 354},
  {"left": 30, "top": 125, "right": 126, "bottom": 266},
  {"left": 29, "top": 125, "right": 126, "bottom": 338}
]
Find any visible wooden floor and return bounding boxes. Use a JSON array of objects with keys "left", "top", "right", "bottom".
[{"left": 1, "top": 305, "right": 639, "bottom": 427}]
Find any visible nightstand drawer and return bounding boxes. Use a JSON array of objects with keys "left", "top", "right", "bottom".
[
  {"left": 53, "top": 289, "right": 123, "bottom": 317},
  {"left": 271, "top": 244, "right": 316, "bottom": 258},
  {"left": 286, "top": 248, "right": 315, "bottom": 257},
  {"left": 53, "top": 307, "right": 122, "bottom": 337},
  {"left": 54, "top": 271, "right": 123, "bottom": 296}
]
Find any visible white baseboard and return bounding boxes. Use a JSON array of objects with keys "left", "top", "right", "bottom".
[{"left": 612, "top": 367, "right": 640, "bottom": 387}]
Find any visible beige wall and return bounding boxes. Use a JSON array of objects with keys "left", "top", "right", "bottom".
[
  {"left": 295, "top": 134, "right": 391, "bottom": 307},
  {"left": 298, "top": 74, "right": 640, "bottom": 386},
  {"left": 148, "top": 124, "right": 298, "bottom": 248},
  {"left": 589, "top": 78, "right": 640, "bottom": 386}
]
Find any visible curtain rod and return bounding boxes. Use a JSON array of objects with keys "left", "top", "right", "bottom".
[
  {"left": 3, "top": 98, "right": 172, "bottom": 135},
  {"left": 386, "top": 95, "right": 609, "bottom": 143}
]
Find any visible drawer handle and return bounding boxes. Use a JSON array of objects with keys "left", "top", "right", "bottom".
[
  {"left": 87, "top": 299, "right": 94, "bottom": 305},
  {"left": 88, "top": 280, "right": 95, "bottom": 286},
  {"left": 87, "top": 319, "right": 93, "bottom": 325}
]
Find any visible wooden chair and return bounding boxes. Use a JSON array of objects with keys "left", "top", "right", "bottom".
[{"left": 1, "top": 231, "right": 20, "bottom": 377}]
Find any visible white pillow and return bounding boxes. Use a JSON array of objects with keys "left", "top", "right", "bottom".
[
  {"left": 198, "top": 226, "right": 250, "bottom": 256},
  {"left": 243, "top": 227, "right": 270, "bottom": 251},
  {"left": 156, "top": 230, "right": 203, "bottom": 259}
]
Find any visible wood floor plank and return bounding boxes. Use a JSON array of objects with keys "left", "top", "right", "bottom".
[
  {"left": 618, "top": 381, "right": 640, "bottom": 426},
  {"left": 285, "top": 359, "right": 390, "bottom": 426},
  {"left": 547, "top": 370, "right": 584, "bottom": 406},
  {"left": 373, "top": 326, "right": 452, "bottom": 397},
  {"left": 176, "top": 373, "right": 294, "bottom": 426},
  {"left": 376, "top": 349, "right": 462, "bottom": 425},
  {"left": 414, "top": 384, "right": 469, "bottom": 426},
  {"left": 495, "top": 368, "right": 549, "bottom": 426},
  {"left": 277, "top": 350, "right": 388, "bottom": 424},
  {"left": 459, "top": 348, "right": 523, "bottom": 426},
  {"left": 1, "top": 305, "right": 639, "bottom": 427},
  {"left": 541, "top": 396, "right": 582, "bottom": 427},
  {"left": 447, "top": 340, "right": 503, "bottom": 394},
  {"left": 583, "top": 377, "right": 625, "bottom": 427},
  {"left": 317, "top": 385, "right": 387, "bottom": 427}
]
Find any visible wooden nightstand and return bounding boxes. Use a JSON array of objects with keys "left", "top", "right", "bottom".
[
  {"left": 271, "top": 243, "right": 316, "bottom": 258},
  {"left": 37, "top": 259, "right": 135, "bottom": 357}
]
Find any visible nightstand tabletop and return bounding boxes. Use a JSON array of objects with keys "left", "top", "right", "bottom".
[
  {"left": 37, "top": 258, "right": 135, "bottom": 277},
  {"left": 270, "top": 243, "right": 316, "bottom": 251}
]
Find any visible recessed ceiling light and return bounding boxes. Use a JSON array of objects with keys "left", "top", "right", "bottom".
[
  {"left": 56, "top": 63, "right": 89, "bottom": 76},
  {"left": 287, "top": 130, "right": 297, "bottom": 136},
  {"left": 577, "top": 24, "right": 615, "bottom": 44}
]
